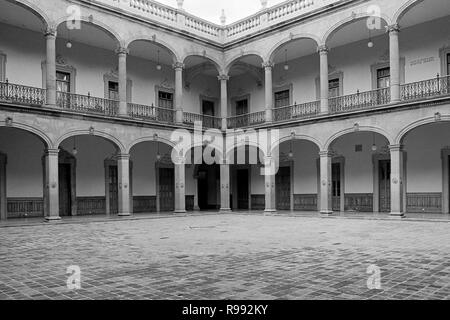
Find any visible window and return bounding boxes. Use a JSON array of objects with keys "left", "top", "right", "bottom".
[
  {"left": 377, "top": 67, "right": 390, "bottom": 89},
  {"left": 0, "top": 52, "right": 6, "bottom": 82},
  {"left": 236, "top": 99, "right": 248, "bottom": 115},
  {"left": 329, "top": 78, "right": 340, "bottom": 98},
  {"left": 158, "top": 91, "right": 173, "bottom": 109},
  {"left": 56, "top": 71, "right": 71, "bottom": 93},
  {"left": 274, "top": 90, "right": 290, "bottom": 108},
  {"left": 108, "top": 81, "right": 119, "bottom": 101},
  {"left": 447, "top": 53, "right": 450, "bottom": 76}
]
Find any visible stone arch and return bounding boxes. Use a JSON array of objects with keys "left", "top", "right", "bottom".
[
  {"left": 55, "top": 130, "right": 126, "bottom": 154},
  {"left": 271, "top": 133, "right": 322, "bottom": 155},
  {"left": 182, "top": 53, "right": 224, "bottom": 75},
  {"left": 224, "top": 52, "right": 265, "bottom": 75},
  {"left": 265, "top": 34, "right": 321, "bottom": 63},
  {"left": 393, "top": 0, "right": 425, "bottom": 24},
  {"left": 322, "top": 13, "right": 391, "bottom": 46},
  {"left": 0, "top": 122, "right": 53, "bottom": 149},
  {"left": 125, "top": 36, "right": 182, "bottom": 64},
  {"left": 127, "top": 136, "right": 176, "bottom": 154},
  {"left": 324, "top": 126, "right": 394, "bottom": 150},
  {"left": 6, "top": 0, "right": 51, "bottom": 28},
  {"left": 225, "top": 141, "right": 267, "bottom": 161},
  {"left": 395, "top": 115, "right": 450, "bottom": 145}
]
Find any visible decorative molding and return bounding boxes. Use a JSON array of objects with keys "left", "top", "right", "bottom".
[
  {"left": 317, "top": 45, "right": 329, "bottom": 55},
  {"left": 387, "top": 24, "right": 400, "bottom": 34},
  {"left": 262, "top": 61, "right": 274, "bottom": 69}
]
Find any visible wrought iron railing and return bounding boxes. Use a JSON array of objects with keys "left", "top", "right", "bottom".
[
  {"left": 273, "top": 100, "right": 320, "bottom": 122},
  {"left": 183, "top": 112, "right": 221, "bottom": 129},
  {"left": 128, "top": 103, "right": 175, "bottom": 123},
  {"left": 329, "top": 88, "right": 390, "bottom": 114},
  {"left": 0, "top": 81, "right": 46, "bottom": 105},
  {"left": 227, "top": 111, "right": 266, "bottom": 129},
  {"left": 401, "top": 75, "right": 450, "bottom": 102},
  {"left": 56, "top": 92, "right": 118, "bottom": 116}
]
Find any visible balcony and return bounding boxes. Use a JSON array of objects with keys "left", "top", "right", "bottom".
[{"left": 1, "top": 75, "right": 450, "bottom": 128}]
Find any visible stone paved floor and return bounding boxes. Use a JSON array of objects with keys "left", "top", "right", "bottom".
[{"left": 0, "top": 214, "right": 449, "bottom": 300}]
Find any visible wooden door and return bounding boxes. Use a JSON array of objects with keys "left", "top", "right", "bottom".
[
  {"left": 109, "top": 165, "right": 118, "bottom": 214},
  {"left": 332, "top": 163, "right": 341, "bottom": 211},
  {"left": 159, "top": 168, "right": 174, "bottom": 212},
  {"left": 276, "top": 166, "right": 291, "bottom": 210},
  {"left": 236, "top": 99, "right": 249, "bottom": 127},
  {"left": 202, "top": 100, "right": 215, "bottom": 128},
  {"left": 379, "top": 160, "right": 391, "bottom": 212},
  {"left": 237, "top": 169, "right": 249, "bottom": 210},
  {"left": 58, "top": 163, "right": 71, "bottom": 216}
]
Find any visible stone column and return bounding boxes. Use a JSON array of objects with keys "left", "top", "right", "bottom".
[
  {"left": 174, "top": 158, "right": 186, "bottom": 213},
  {"left": 0, "top": 153, "right": 6, "bottom": 220},
  {"left": 45, "top": 28, "right": 57, "bottom": 106},
  {"left": 117, "top": 154, "right": 131, "bottom": 216},
  {"left": 318, "top": 45, "right": 329, "bottom": 114},
  {"left": 117, "top": 47, "right": 129, "bottom": 116},
  {"left": 44, "top": 149, "right": 60, "bottom": 221},
  {"left": 389, "top": 144, "right": 405, "bottom": 218},
  {"left": 173, "top": 62, "right": 184, "bottom": 124},
  {"left": 388, "top": 24, "right": 401, "bottom": 102},
  {"left": 263, "top": 61, "right": 274, "bottom": 123},
  {"left": 220, "top": 161, "right": 231, "bottom": 212},
  {"left": 319, "top": 151, "right": 333, "bottom": 215},
  {"left": 218, "top": 74, "right": 229, "bottom": 130},
  {"left": 264, "top": 156, "right": 276, "bottom": 213}
]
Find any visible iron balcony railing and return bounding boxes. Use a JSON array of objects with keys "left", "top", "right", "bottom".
[
  {"left": 273, "top": 100, "right": 320, "bottom": 122},
  {"left": 183, "top": 112, "right": 222, "bottom": 129},
  {"left": 56, "top": 91, "right": 119, "bottom": 116},
  {"left": 0, "top": 81, "right": 46, "bottom": 105},
  {"left": 401, "top": 75, "right": 450, "bottom": 102},
  {"left": 128, "top": 103, "right": 175, "bottom": 124},
  {"left": 329, "top": 87, "right": 391, "bottom": 114},
  {"left": 227, "top": 111, "right": 266, "bottom": 129}
]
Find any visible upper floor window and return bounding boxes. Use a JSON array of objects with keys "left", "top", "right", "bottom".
[
  {"left": 56, "top": 71, "right": 71, "bottom": 93},
  {"left": 275, "top": 90, "right": 290, "bottom": 108},
  {"left": 447, "top": 53, "right": 450, "bottom": 76},
  {"left": 108, "top": 81, "right": 119, "bottom": 101},
  {"left": 0, "top": 52, "right": 6, "bottom": 82},
  {"left": 377, "top": 67, "right": 390, "bottom": 89},
  {"left": 236, "top": 99, "right": 248, "bottom": 115},
  {"left": 329, "top": 78, "right": 340, "bottom": 98},
  {"left": 158, "top": 91, "right": 173, "bottom": 109}
]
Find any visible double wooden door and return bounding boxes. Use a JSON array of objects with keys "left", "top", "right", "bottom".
[
  {"left": 276, "top": 166, "right": 291, "bottom": 210},
  {"left": 379, "top": 160, "right": 391, "bottom": 212},
  {"left": 236, "top": 169, "right": 249, "bottom": 210},
  {"left": 159, "top": 168, "right": 175, "bottom": 212},
  {"left": 109, "top": 165, "right": 119, "bottom": 214},
  {"left": 332, "top": 163, "right": 341, "bottom": 211},
  {"left": 58, "top": 164, "right": 72, "bottom": 216}
]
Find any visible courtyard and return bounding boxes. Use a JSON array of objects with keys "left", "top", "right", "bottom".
[{"left": 0, "top": 213, "right": 449, "bottom": 300}]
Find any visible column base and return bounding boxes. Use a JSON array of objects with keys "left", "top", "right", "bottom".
[
  {"left": 389, "top": 212, "right": 405, "bottom": 219},
  {"left": 45, "top": 103, "right": 56, "bottom": 108},
  {"left": 264, "top": 209, "right": 277, "bottom": 215},
  {"left": 45, "top": 216, "right": 61, "bottom": 222},
  {"left": 320, "top": 210, "right": 334, "bottom": 216},
  {"left": 220, "top": 208, "right": 232, "bottom": 213},
  {"left": 118, "top": 212, "right": 132, "bottom": 217},
  {"left": 175, "top": 210, "right": 187, "bottom": 214}
]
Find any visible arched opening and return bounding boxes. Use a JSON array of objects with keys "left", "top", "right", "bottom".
[
  {"left": 0, "top": 1, "right": 48, "bottom": 88},
  {"left": 55, "top": 20, "right": 120, "bottom": 110},
  {"left": 183, "top": 55, "right": 221, "bottom": 123},
  {"left": 400, "top": 121, "right": 450, "bottom": 215},
  {"left": 129, "top": 139, "right": 177, "bottom": 213},
  {"left": 272, "top": 137, "right": 320, "bottom": 211},
  {"left": 0, "top": 126, "right": 48, "bottom": 219},
  {"left": 127, "top": 40, "right": 178, "bottom": 122},
  {"left": 328, "top": 131, "right": 390, "bottom": 213},
  {"left": 58, "top": 135, "right": 120, "bottom": 216},
  {"left": 269, "top": 38, "right": 320, "bottom": 121}
]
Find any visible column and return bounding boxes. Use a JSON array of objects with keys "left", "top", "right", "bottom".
[
  {"left": 173, "top": 62, "right": 184, "bottom": 124},
  {"left": 218, "top": 74, "right": 229, "bottom": 130},
  {"left": 0, "top": 153, "right": 6, "bottom": 220},
  {"left": 388, "top": 24, "right": 401, "bottom": 102},
  {"left": 44, "top": 149, "right": 60, "bottom": 221},
  {"left": 389, "top": 144, "right": 405, "bottom": 218},
  {"left": 117, "top": 154, "right": 131, "bottom": 216},
  {"left": 318, "top": 45, "right": 329, "bottom": 114},
  {"left": 264, "top": 156, "right": 276, "bottom": 213},
  {"left": 45, "top": 28, "right": 57, "bottom": 106},
  {"left": 319, "top": 151, "right": 333, "bottom": 215},
  {"left": 117, "top": 47, "right": 129, "bottom": 116},
  {"left": 174, "top": 159, "right": 186, "bottom": 213},
  {"left": 220, "top": 161, "right": 231, "bottom": 212},
  {"left": 263, "top": 61, "right": 274, "bottom": 123}
]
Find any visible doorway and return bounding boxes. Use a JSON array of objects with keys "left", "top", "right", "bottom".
[
  {"left": 237, "top": 169, "right": 249, "bottom": 210},
  {"left": 379, "top": 160, "right": 391, "bottom": 212},
  {"left": 197, "top": 164, "right": 220, "bottom": 210},
  {"left": 109, "top": 165, "right": 119, "bottom": 214},
  {"left": 276, "top": 166, "right": 291, "bottom": 210},
  {"left": 332, "top": 163, "right": 341, "bottom": 211},
  {"left": 58, "top": 163, "right": 71, "bottom": 216},
  {"left": 159, "top": 168, "right": 175, "bottom": 212},
  {"left": 202, "top": 100, "right": 215, "bottom": 128}
]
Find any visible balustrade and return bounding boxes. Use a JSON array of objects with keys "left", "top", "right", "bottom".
[
  {"left": 56, "top": 92, "right": 118, "bottom": 116},
  {"left": 0, "top": 81, "right": 46, "bottom": 105}
]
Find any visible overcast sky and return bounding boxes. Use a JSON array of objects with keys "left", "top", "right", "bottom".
[{"left": 157, "top": 0, "right": 286, "bottom": 24}]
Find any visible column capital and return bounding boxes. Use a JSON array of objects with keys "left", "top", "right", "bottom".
[
  {"left": 115, "top": 46, "right": 129, "bottom": 56},
  {"left": 387, "top": 24, "right": 400, "bottom": 34},
  {"left": 173, "top": 62, "right": 185, "bottom": 70},
  {"left": 218, "top": 74, "right": 230, "bottom": 81},
  {"left": 389, "top": 144, "right": 404, "bottom": 152},
  {"left": 262, "top": 61, "right": 274, "bottom": 69},
  {"left": 44, "top": 27, "right": 57, "bottom": 38},
  {"left": 317, "top": 45, "right": 329, "bottom": 55},
  {"left": 319, "top": 150, "right": 333, "bottom": 157},
  {"left": 116, "top": 153, "right": 130, "bottom": 161},
  {"left": 45, "top": 148, "right": 60, "bottom": 156}
]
